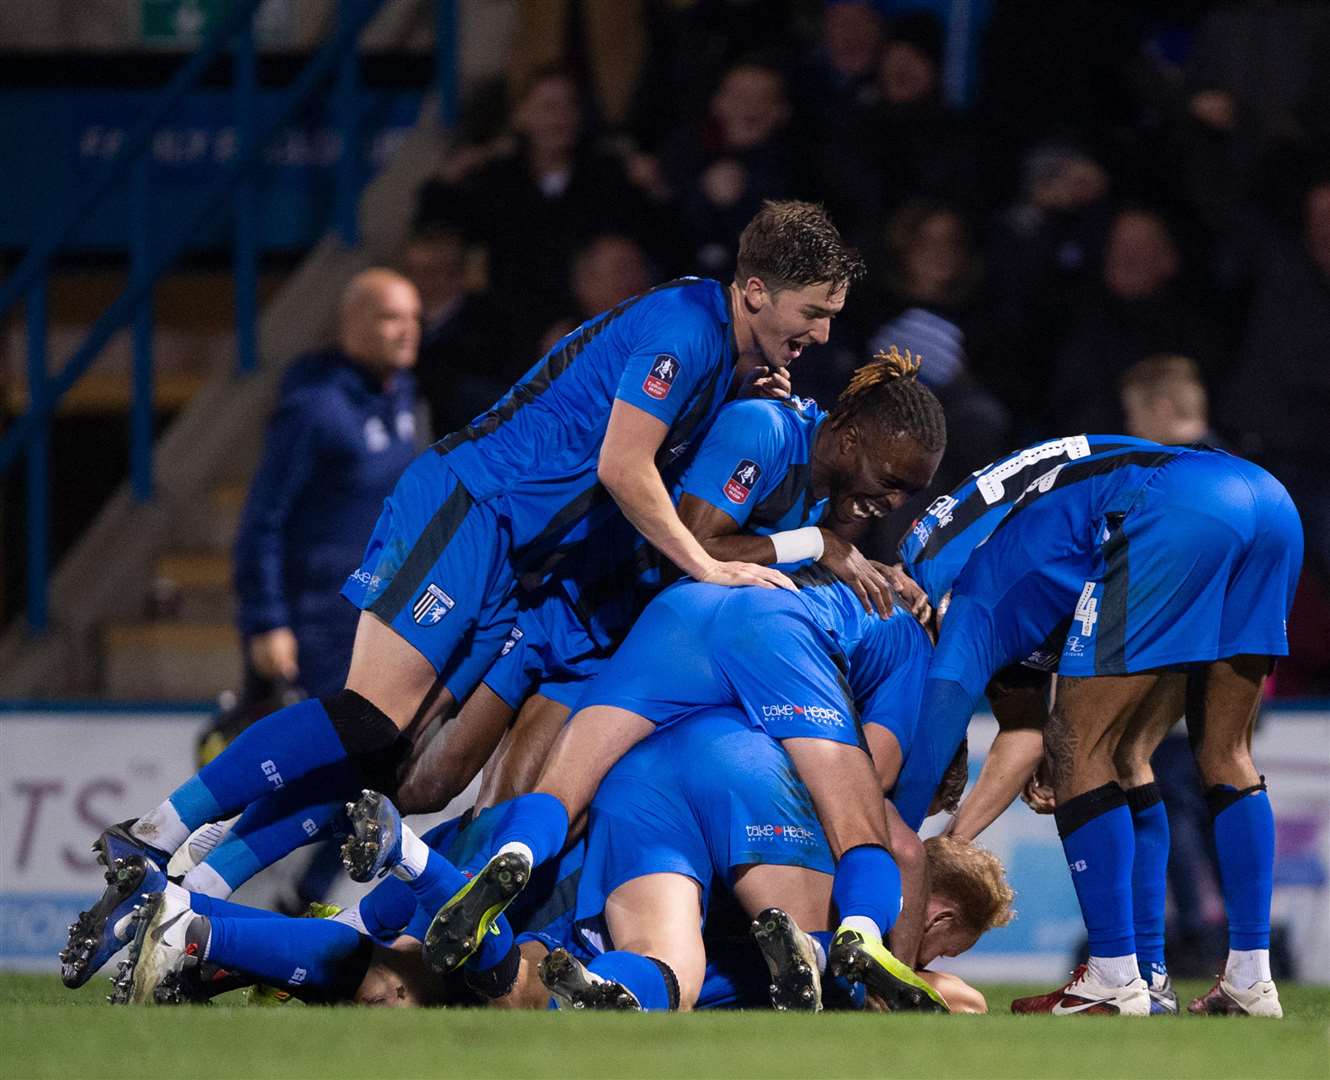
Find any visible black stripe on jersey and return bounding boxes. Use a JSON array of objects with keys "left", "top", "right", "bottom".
[
  {"left": 983, "top": 449, "right": 1178, "bottom": 545},
  {"left": 749, "top": 461, "right": 816, "bottom": 532},
  {"left": 433, "top": 279, "right": 694, "bottom": 455},
  {"left": 788, "top": 562, "right": 840, "bottom": 589},
  {"left": 911, "top": 441, "right": 1142, "bottom": 564},
  {"left": 655, "top": 350, "right": 729, "bottom": 469},
  {"left": 368, "top": 480, "right": 474, "bottom": 623},
  {"left": 511, "top": 484, "right": 615, "bottom": 573},
  {"left": 1094, "top": 517, "right": 1131, "bottom": 675},
  {"left": 917, "top": 447, "right": 1177, "bottom": 564}
]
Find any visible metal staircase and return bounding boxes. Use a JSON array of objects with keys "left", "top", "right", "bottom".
[{"left": 1, "top": 0, "right": 461, "bottom": 699}]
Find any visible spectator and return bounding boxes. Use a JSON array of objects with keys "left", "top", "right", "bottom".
[
  {"left": 1119, "top": 354, "right": 1216, "bottom": 448},
  {"left": 422, "top": 66, "right": 652, "bottom": 364},
  {"left": 986, "top": 138, "right": 1114, "bottom": 429},
  {"left": 1050, "top": 207, "right": 1220, "bottom": 435},
  {"left": 630, "top": 0, "right": 801, "bottom": 155},
  {"left": 859, "top": 200, "right": 1010, "bottom": 546},
  {"left": 653, "top": 58, "right": 805, "bottom": 279},
  {"left": 537, "top": 233, "right": 655, "bottom": 355},
  {"left": 506, "top": 0, "right": 649, "bottom": 134},
  {"left": 232, "top": 269, "right": 421, "bottom": 701},
  {"left": 1222, "top": 178, "right": 1330, "bottom": 579},
  {"left": 400, "top": 221, "right": 508, "bottom": 438},
  {"left": 820, "top": 11, "right": 980, "bottom": 248},
  {"left": 792, "top": 0, "right": 885, "bottom": 144},
  {"left": 1182, "top": 2, "right": 1330, "bottom": 232}
]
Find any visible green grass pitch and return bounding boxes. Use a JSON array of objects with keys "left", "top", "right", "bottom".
[{"left": 3, "top": 974, "right": 1327, "bottom": 1079}]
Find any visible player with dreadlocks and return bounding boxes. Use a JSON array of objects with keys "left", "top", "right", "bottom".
[{"left": 411, "top": 348, "right": 950, "bottom": 1013}]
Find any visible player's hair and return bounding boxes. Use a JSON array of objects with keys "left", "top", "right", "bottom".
[
  {"left": 1119, "top": 354, "right": 1208, "bottom": 422},
  {"left": 734, "top": 200, "right": 866, "bottom": 293},
  {"left": 924, "top": 835, "right": 1016, "bottom": 934},
  {"left": 829, "top": 345, "right": 946, "bottom": 452}
]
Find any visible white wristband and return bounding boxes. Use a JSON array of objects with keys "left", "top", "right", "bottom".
[{"left": 770, "top": 526, "right": 824, "bottom": 564}]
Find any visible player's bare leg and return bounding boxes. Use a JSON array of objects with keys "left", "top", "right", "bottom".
[
  {"left": 344, "top": 611, "right": 451, "bottom": 731},
  {"left": 1186, "top": 656, "right": 1283, "bottom": 1017},
  {"left": 396, "top": 683, "right": 514, "bottom": 814},
  {"left": 534, "top": 873, "right": 703, "bottom": 1011},
  {"left": 474, "top": 694, "right": 570, "bottom": 812},
  {"left": 1110, "top": 673, "right": 1186, "bottom": 1014},
  {"left": 781, "top": 738, "right": 946, "bottom": 1012},
  {"left": 734, "top": 864, "right": 832, "bottom": 1011},
  {"left": 1013, "top": 674, "right": 1158, "bottom": 1016},
  {"left": 485, "top": 941, "right": 558, "bottom": 1010}
]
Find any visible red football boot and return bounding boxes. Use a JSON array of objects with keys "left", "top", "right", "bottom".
[{"left": 1011, "top": 963, "right": 1150, "bottom": 1016}]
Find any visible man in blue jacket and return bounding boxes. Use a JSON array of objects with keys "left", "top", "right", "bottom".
[{"left": 234, "top": 268, "right": 422, "bottom": 699}]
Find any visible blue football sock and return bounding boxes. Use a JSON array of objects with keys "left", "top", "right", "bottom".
[
  {"left": 832, "top": 844, "right": 902, "bottom": 937},
  {"left": 187, "top": 893, "right": 285, "bottom": 920},
  {"left": 1055, "top": 784, "right": 1135, "bottom": 959},
  {"left": 588, "top": 951, "right": 676, "bottom": 1011},
  {"left": 1210, "top": 786, "right": 1275, "bottom": 950},
  {"left": 169, "top": 698, "right": 349, "bottom": 831},
  {"left": 196, "top": 760, "right": 359, "bottom": 892},
  {"left": 205, "top": 913, "right": 371, "bottom": 996},
  {"left": 1127, "top": 783, "right": 1169, "bottom": 980},
  {"left": 404, "top": 847, "right": 513, "bottom": 971},
  {"left": 493, "top": 792, "right": 570, "bottom": 868},
  {"left": 358, "top": 876, "right": 419, "bottom": 941}
]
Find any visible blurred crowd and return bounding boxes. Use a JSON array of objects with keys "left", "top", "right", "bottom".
[{"left": 255, "top": 0, "right": 1329, "bottom": 695}]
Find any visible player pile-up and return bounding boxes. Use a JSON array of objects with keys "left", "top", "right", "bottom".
[{"left": 60, "top": 202, "right": 1299, "bottom": 1018}]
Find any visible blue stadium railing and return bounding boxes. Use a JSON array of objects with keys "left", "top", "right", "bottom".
[{"left": 1, "top": 0, "right": 459, "bottom": 632}]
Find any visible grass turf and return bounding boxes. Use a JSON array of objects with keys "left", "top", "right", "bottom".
[{"left": 3, "top": 975, "right": 1327, "bottom": 1079}]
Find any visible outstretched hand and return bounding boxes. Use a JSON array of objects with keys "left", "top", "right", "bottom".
[
  {"left": 872, "top": 561, "right": 933, "bottom": 626},
  {"left": 695, "top": 559, "right": 796, "bottom": 591},
  {"left": 822, "top": 531, "right": 893, "bottom": 617}
]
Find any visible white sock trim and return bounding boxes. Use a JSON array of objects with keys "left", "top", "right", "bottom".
[
  {"left": 181, "top": 862, "right": 233, "bottom": 900},
  {"left": 497, "top": 841, "right": 534, "bottom": 866},
  {"left": 809, "top": 934, "right": 827, "bottom": 973},
  {"left": 131, "top": 801, "right": 190, "bottom": 857},
  {"left": 1087, "top": 953, "right": 1141, "bottom": 988},
  {"left": 838, "top": 915, "right": 880, "bottom": 942},
  {"left": 389, "top": 823, "right": 429, "bottom": 881},
  {"left": 1226, "top": 948, "right": 1272, "bottom": 989},
  {"left": 332, "top": 905, "right": 369, "bottom": 935}
]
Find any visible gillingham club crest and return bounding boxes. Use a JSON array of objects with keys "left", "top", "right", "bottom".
[
  {"left": 643, "top": 354, "right": 679, "bottom": 400},
  {"left": 412, "top": 583, "right": 455, "bottom": 625}
]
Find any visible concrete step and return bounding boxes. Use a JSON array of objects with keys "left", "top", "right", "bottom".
[
  {"left": 101, "top": 621, "right": 241, "bottom": 700},
  {"left": 173, "top": 482, "right": 248, "bottom": 553},
  {"left": 149, "top": 551, "right": 236, "bottom": 624}
]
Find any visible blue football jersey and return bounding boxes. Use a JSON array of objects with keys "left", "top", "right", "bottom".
[
  {"left": 898, "top": 435, "right": 1185, "bottom": 610},
  {"left": 788, "top": 563, "right": 933, "bottom": 748},
  {"left": 677, "top": 397, "right": 830, "bottom": 535},
  {"left": 438, "top": 278, "right": 737, "bottom": 574}
]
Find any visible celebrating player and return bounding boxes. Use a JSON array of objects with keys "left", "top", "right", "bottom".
[
  {"left": 890, "top": 436, "right": 1302, "bottom": 1017},
  {"left": 419, "top": 358, "right": 946, "bottom": 1011},
  {"left": 397, "top": 348, "right": 931, "bottom": 817},
  {"left": 62, "top": 200, "right": 864, "bottom": 989}
]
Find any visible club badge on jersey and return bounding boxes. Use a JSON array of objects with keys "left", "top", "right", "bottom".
[
  {"left": 724, "top": 459, "right": 762, "bottom": 504},
  {"left": 413, "top": 583, "right": 455, "bottom": 625},
  {"left": 643, "top": 354, "right": 680, "bottom": 400}
]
